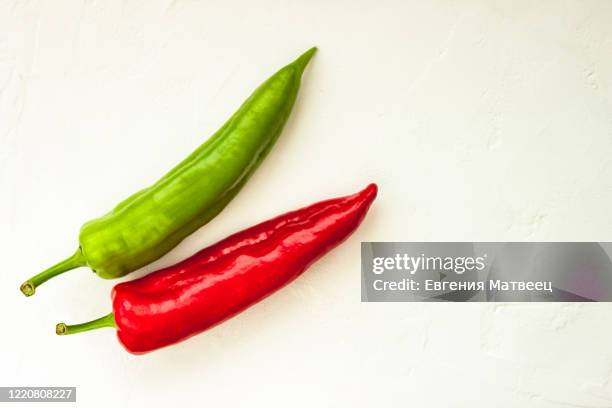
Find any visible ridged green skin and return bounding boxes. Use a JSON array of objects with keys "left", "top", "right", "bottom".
[{"left": 78, "top": 49, "right": 315, "bottom": 278}]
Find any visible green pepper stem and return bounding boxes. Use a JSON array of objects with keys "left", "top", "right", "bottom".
[
  {"left": 20, "top": 248, "right": 86, "bottom": 297},
  {"left": 293, "top": 46, "right": 317, "bottom": 76},
  {"left": 56, "top": 312, "right": 116, "bottom": 336}
]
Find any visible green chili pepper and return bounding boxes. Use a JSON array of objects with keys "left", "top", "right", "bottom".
[{"left": 20, "top": 47, "right": 317, "bottom": 297}]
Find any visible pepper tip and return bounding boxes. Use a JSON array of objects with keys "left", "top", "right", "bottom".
[
  {"left": 56, "top": 323, "right": 67, "bottom": 336},
  {"left": 363, "top": 183, "right": 378, "bottom": 200},
  {"left": 293, "top": 46, "right": 318, "bottom": 75},
  {"left": 20, "top": 281, "right": 35, "bottom": 297}
]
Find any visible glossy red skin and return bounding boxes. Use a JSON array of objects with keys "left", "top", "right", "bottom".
[{"left": 111, "top": 183, "right": 377, "bottom": 354}]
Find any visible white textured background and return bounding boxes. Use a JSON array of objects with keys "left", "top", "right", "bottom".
[{"left": 1, "top": 1, "right": 612, "bottom": 407}]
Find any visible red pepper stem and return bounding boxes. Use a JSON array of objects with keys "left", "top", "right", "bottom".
[
  {"left": 20, "top": 248, "right": 86, "bottom": 297},
  {"left": 56, "top": 312, "right": 116, "bottom": 336}
]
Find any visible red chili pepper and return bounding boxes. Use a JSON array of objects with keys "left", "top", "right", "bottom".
[{"left": 56, "top": 184, "right": 377, "bottom": 354}]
